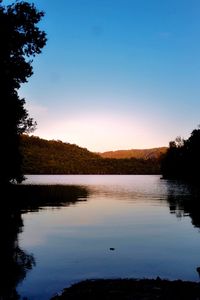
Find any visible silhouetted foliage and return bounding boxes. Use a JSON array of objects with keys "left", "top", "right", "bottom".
[
  {"left": 161, "top": 127, "right": 200, "bottom": 181},
  {"left": 0, "top": 1, "right": 46, "bottom": 184},
  {"left": 20, "top": 135, "right": 161, "bottom": 174}
]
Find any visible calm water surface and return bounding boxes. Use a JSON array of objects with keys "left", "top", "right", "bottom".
[{"left": 16, "top": 175, "right": 200, "bottom": 299}]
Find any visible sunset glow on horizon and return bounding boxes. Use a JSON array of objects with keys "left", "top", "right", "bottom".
[
  {"left": 26, "top": 106, "right": 193, "bottom": 152},
  {"left": 30, "top": 113, "right": 166, "bottom": 152}
]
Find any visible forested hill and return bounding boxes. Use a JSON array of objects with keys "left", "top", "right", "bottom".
[
  {"left": 99, "top": 148, "right": 167, "bottom": 159},
  {"left": 20, "top": 135, "right": 163, "bottom": 174},
  {"left": 20, "top": 135, "right": 100, "bottom": 174}
]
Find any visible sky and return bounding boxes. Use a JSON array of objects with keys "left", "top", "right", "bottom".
[{"left": 15, "top": 0, "right": 200, "bottom": 151}]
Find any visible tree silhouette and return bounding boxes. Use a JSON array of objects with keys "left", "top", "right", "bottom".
[
  {"left": 161, "top": 127, "right": 200, "bottom": 181},
  {"left": 0, "top": 1, "right": 46, "bottom": 184}
]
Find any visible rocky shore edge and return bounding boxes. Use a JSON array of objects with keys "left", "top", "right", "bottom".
[{"left": 51, "top": 278, "right": 200, "bottom": 300}]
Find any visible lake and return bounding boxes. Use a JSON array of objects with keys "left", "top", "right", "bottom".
[{"left": 12, "top": 175, "right": 200, "bottom": 299}]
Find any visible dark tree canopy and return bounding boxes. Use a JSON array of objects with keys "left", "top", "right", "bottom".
[
  {"left": 161, "top": 127, "right": 200, "bottom": 181},
  {"left": 0, "top": 0, "right": 46, "bottom": 184}
]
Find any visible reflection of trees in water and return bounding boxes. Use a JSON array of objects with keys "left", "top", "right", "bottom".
[
  {"left": 0, "top": 205, "right": 35, "bottom": 299},
  {"left": 0, "top": 184, "right": 88, "bottom": 299},
  {"left": 164, "top": 180, "right": 200, "bottom": 228}
]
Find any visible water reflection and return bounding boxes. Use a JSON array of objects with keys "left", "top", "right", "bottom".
[
  {"left": 0, "top": 194, "right": 34, "bottom": 299},
  {"left": 0, "top": 184, "right": 88, "bottom": 299},
  {"left": 2, "top": 176, "right": 200, "bottom": 299},
  {"left": 164, "top": 180, "right": 200, "bottom": 228}
]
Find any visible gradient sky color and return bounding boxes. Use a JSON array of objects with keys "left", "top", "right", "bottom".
[{"left": 17, "top": 0, "right": 200, "bottom": 151}]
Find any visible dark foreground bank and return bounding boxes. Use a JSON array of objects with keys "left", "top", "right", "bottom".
[{"left": 51, "top": 278, "right": 200, "bottom": 300}]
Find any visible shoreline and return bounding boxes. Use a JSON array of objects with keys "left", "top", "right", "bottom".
[{"left": 51, "top": 278, "right": 200, "bottom": 300}]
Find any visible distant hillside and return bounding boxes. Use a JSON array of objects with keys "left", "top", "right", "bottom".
[
  {"left": 99, "top": 147, "right": 167, "bottom": 159},
  {"left": 20, "top": 135, "right": 101, "bottom": 174},
  {"left": 20, "top": 135, "right": 162, "bottom": 174}
]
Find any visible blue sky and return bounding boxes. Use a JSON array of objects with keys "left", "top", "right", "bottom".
[{"left": 16, "top": 0, "right": 200, "bottom": 151}]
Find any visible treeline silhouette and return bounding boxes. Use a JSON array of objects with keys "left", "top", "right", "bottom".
[
  {"left": 20, "top": 135, "right": 161, "bottom": 174},
  {"left": 161, "top": 127, "right": 200, "bottom": 181}
]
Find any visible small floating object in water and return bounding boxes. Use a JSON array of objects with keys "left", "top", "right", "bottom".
[{"left": 109, "top": 247, "right": 115, "bottom": 251}]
